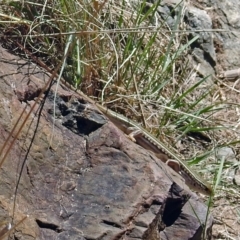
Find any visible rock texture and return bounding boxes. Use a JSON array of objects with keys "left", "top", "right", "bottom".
[
  {"left": 0, "top": 45, "right": 213, "bottom": 239},
  {"left": 155, "top": 0, "right": 240, "bottom": 76}
]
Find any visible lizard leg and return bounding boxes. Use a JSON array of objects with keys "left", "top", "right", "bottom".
[
  {"left": 126, "top": 128, "right": 141, "bottom": 142},
  {"left": 166, "top": 159, "right": 181, "bottom": 173}
]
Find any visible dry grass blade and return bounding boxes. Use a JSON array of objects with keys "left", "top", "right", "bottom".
[
  {"left": 0, "top": 42, "right": 71, "bottom": 238},
  {"left": 0, "top": 75, "right": 52, "bottom": 169},
  {"left": 0, "top": 216, "right": 28, "bottom": 240},
  {"left": 219, "top": 68, "right": 240, "bottom": 80},
  {"left": 0, "top": 105, "right": 28, "bottom": 164},
  {"left": 0, "top": 44, "right": 70, "bottom": 169}
]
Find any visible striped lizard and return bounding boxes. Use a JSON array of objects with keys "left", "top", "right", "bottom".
[{"left": 61, "top": 83, "right": 212, "bottom": 196}]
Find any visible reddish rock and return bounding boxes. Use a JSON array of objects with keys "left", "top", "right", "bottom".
[{"left": 0, "top": 46, "right": 212, "bottom": 239}]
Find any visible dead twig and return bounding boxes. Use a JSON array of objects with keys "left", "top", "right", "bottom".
[{"left": 218, "top": 68, "right": 240, "bottom": 80}]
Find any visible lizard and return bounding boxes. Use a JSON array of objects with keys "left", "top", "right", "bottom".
[{"left": 60, "top": 82, "right": 213, "bottom": 196}]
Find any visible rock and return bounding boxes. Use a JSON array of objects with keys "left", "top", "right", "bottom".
[
  {"left": 210, "top": 0, "right": 240, "bottom": 70},
  {"left": 214, "top": 0, "right": 240, "bottom": 70},
  {"left": 152, "top": 0, "right": 240, "bottom": 78},
  {"left": 152, "top": 1, "right": 216, "bottom": 78},
  {"left": 186, "top": 6, "right": 216, "bottom": 65},
  {"left": 234, "top": 172, "right": 240, "bottom": 187},
  {"left": 0, "top": 47, "right": 213, "bottom": 239},
  {"left": 216, "top": 147, "right": 237, "bottom": 184},
  {"left": 185, "top": 5, "right": 216, "bottom": 78},
  {"left": 216, "top": 147, "right": 236, "bottom": 162}
]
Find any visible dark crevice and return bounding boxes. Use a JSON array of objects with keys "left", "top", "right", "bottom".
[
  {"left": 187, "top": 131, "right": 211, "bottom": 142},
  {"left": 190, "top": 39, "right": 216, "bottom": 69},
  {"left": 162, "top": 183, "right": 190, "bottom": 227},
  {"left": 85, "top": 231, "right": 108, "bottom": 240},
  {"left": 101, "top": 219, "right": 122, "bottom": 229},
  {"left": 203, "top": 51, "right": 216, "bottom": 68},
  {"left": 26, "top": 165, "right": 35, "bottom": 187},
  {"left": 143, "top": 199, "right": 162, "bottom": 209},
  {"left": 36, "top": 219, "right": 63, "bottom": 233},
  {"left": 58, "top": 99, "right": 107, "bottom": 135},
  {"left": 75, "top": 115, "right": 105, "bottom": 134}
]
